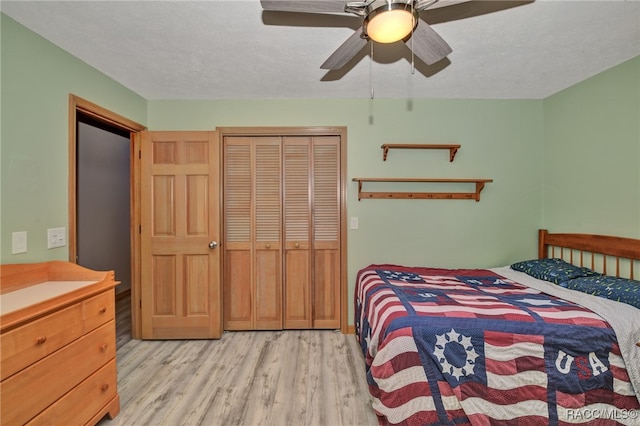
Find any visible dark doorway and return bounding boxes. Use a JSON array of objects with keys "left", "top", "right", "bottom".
[{"left": 76, "top": 112, "right": 131, "bottom": 296}]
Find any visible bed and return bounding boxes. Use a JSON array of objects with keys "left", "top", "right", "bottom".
[{"left": 355, "top": 229, "right": 640, "bottom": 425}]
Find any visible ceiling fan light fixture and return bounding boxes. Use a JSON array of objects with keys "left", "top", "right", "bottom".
[{"left": 365, "top": 3, "right": 417, "bottom": 44}]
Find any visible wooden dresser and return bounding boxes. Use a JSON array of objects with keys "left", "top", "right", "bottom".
[{"left": 0, "top": 261, "right": 120, "bottom": 425}]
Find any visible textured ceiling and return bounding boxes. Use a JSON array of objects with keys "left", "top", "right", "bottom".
[{"left": 1, "top": 0, "right": 639, "bottom": 100}]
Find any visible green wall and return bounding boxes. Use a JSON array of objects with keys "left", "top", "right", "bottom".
[
  {"left": 148, "top": 99, "right": 543, "bottom": 320},
  {"left": 542, "top": 56, "right": 640, "bottom": 238},
  {"left": 1, "top": 14, "right": 147, "bottom": 262}
]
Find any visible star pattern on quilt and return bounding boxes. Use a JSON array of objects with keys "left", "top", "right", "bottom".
[
  {"left": 517, "top": 298, "right": 558, "bottom": 306},
  {"left": 433, "top": 329, "right": 479, "bottom": 380},
  {"left": 381, "top": 270, "right": 425, "bottom": 283}
]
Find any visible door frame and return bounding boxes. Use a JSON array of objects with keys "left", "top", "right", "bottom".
[
  {"left": 218, "top": 126, "right": 349, "bottom": 333},
  {"left": 68, "top": 94, "right": 146, "bottom": 338}
]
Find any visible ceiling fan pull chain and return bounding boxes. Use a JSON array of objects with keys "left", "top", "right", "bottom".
[
  {"left": 411, "top": 45, "right": 415, "bottom": 74},
  {"left": 370, "top": 42, "right": 375, "bottom": 99},
  {"left": 411, "top": 1, "right": 416, "bottom": 74}
]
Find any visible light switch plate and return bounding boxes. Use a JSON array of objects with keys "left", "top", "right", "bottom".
[
  {"left": 12, "top": 231, "right": 27, "bottom": 254},
  {"left": 350, "top": 217, "right": 359, "bottom": 230},
  {"left": 47, "top": 227, "right": 66, "bottom": 249}
]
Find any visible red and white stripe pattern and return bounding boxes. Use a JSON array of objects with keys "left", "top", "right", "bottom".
[
  {"left": 369, "top": 327, "right": 466, "bottom": 425},
  {"left": 355, "top": 265, "right": 640, "bottom": 426}
]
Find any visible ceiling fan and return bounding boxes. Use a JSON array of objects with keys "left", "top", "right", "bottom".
[{"left": 260, "top": 0, "right": 472, "bottom": 70}]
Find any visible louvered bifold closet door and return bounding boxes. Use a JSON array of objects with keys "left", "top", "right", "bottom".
[
  {"left": 254, "top": 139, "right": 282, "bottom": 329},
  {"left": 312, "top": 136, "right": 341, "bottom": 329},
  {"left": 223, "top": 137, "right": 253, "bottom": 330},
  {"left": 224, "top": 132, "right": 341, "bottom": 331},
  {"left": 283, "top": 137, "right": 312, "bottom": 328},
  {"left": 223, "top": 136, "right": 282, "bottom": 330}
]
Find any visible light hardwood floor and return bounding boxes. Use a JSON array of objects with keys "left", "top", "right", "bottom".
[{"left": 98, "top": 296, "right": 379, "bottom": 426}]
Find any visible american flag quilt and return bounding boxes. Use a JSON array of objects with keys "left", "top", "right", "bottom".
[{"left": 355, "top": 265, "right": 640, "bottom": 426}]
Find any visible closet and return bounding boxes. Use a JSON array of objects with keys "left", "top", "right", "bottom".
[{"left": 223, "top": 132, "right": 342, "bottom": 331}]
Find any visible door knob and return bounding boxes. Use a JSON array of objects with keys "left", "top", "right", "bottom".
[{"left": 208, "top": 241, "right": 218, "bottom": 249}]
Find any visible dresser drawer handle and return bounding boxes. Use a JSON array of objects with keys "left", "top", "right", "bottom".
[
  {"left": 99, "top": 306, "right": 107, "bottom": 314},
  {"left": 100, "top": 343, "right": 108, "bottom": 352},
  {"left": 101, "top": 384, "right": 109, "bottom": 392},
  {"left": 36, "top": 336, "right": 47, "bottom": 345}
]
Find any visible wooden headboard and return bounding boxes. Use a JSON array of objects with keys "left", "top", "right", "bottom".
[{"left": 538, "top": 229, "right": 640, "bottom": 279}]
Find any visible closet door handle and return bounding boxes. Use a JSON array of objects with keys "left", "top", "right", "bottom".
[
  {"left": 294, "top": 242, "right": 300, "bottom": 248},
  {"left": 208, "top": 241, "right": 218, "bottom": 249}
]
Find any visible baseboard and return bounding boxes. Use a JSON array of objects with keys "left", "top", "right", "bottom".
[{"left": 115, "top": 288, "right": 131, "bottom": 301}]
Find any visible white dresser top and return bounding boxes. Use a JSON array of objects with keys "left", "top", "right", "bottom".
[{"left": 0, "top": 280, "right": 97, "bottom": 315}]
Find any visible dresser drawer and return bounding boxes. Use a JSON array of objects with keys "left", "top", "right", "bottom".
[
  {"left": 0, "top": 321, "right": 115, "bottom": 426},
  {"left": 0, "top": 303, "right": 84, "bottom": 381},
  {"left": 26, "top": 359, "right": 118, "bottom": 426},
  {"left": 84, "top": 290, "right": 115, "bottom": 333}
]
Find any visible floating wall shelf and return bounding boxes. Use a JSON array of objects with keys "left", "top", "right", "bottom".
[
  {"left": 352, "top": 178, "right": 493, "bottom": 202},
  {"left": 381, "top": 144, "right": 461, "bottom": 162}
]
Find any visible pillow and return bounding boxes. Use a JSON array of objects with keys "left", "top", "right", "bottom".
[
  {"left": 510, "top": 258, "right": 598, "bottom": 285},
  {"left": 565, "top": 275, "right": 640, "bottom": 309}
]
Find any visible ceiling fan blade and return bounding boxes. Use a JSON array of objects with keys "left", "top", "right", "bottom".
[
  {"left": 405, "top": 21, "right": 452, "bottom": 65},
  {"left": 416, "top": 0, "right": 472, "bottom": 12},
  {"left": 320, "top": 28, "right": 368, "bottom": 70},
  {"left": 260, "top": 0, "right": 347, "bottom": 14}
]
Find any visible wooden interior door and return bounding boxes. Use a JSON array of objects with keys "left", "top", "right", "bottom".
[
  {"left": 222, "top": 128, "right": 344, "bottom": 332},
  {"left": 223, "top": 136, "right": 282, "bottom": 330},
  {"left": 253, "top": 140, "right": 283, "bottom": 329},
  {"left": 311, "top": 137, "right": 341, "bottom": 329},
  {"left": 223, "top": 138, "right": 252, "bottom": 330},
  {"left": 283, "top": 137, "right": 312, "bottom": 329},
  {"left": 140, "top": 131, "right": 221, "bottom": 339},
  {"left": 283, "top": 136, "right": 340, "bottom": 329}
]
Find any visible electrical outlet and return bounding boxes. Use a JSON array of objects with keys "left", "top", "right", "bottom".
[
  {"left": 350, "top": 217, "right": 359, "bottom": 230},
  {"left": 12, "top": 231, "right": 27, "bottom": 254},
  {"left": 47, "top": 227, "right": 66, "bottom": 249}
]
